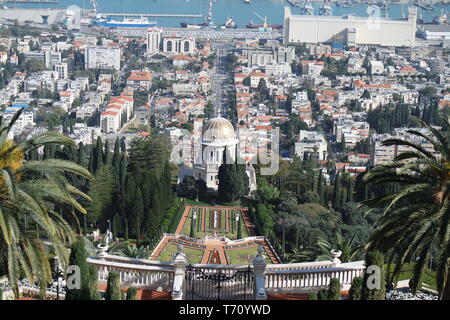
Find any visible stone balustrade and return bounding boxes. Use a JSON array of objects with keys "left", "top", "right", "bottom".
[
  {"left": 86, "top": 248, "right": 366, "bottom": 299},
  {"left": 87, "top": 257, "right": 175, "bottom": 291},
  {"left": 265, "top": 261, "right": 365, "bottom": 294}
]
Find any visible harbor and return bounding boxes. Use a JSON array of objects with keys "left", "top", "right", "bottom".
[{"left": 1, "top": 0, "right": 450, "bottom": 30}]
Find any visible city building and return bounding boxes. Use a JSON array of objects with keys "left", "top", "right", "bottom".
[
  {"left": 54, "top": 62, "right": 68, "bottom": 79},
  {"left": 163, "top": 37, "right": 196, "bottom": 54},
  {"left": 147, "top": 27, "right": 162, "bottom": 54},
  {"left": 283, "top": 7, "right": 417, "bottom": 47},
  {"left": 85, "top": 46, "right": 121, "bottom": 71},
  {"left": 294, "top": 130, "right": 328, "bottom": 161},
  {"left": 126, "top": 71, "right": 152, "bottom": 90}
]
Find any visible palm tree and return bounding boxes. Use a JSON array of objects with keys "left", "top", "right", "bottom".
[
  {"left": 108, "top": 242, "right": 151, "bottom": 259},
  {"left": 315, "top": 232, "right": 363, "bottom": 263},
  {"left": 0, "top": 109, "right": 94, "bottom": 298},
  {"left": 362, "top": 120, "right": 450, "bottom": 299}
]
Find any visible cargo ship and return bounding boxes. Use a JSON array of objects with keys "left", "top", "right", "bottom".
[
  {"left": 94, "top": 16, "right": 157, "bottom": 28},
  {"left": 180, "top": 0, "right": 214, "bottom": 28},
  {"left": 245, "top": 22, "right": 283, "bottom": 29}
]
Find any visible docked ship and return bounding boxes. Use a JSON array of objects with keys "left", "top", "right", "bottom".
[
  {"left": 433, "top": 9, "right": 448, "bottom": 25},
  {"left": 94, "top": 16, "right": 157, "bottom": 28},
  {"left": 180, "top": 0, "right": 214, "bottom": 28},
  {"left": 245, "top": 22, "right": 283, "bottom": 29},
  {"left": 319, "top": 1, "right": 332, "bottom": 15},
  {"left": 223, "top": 17, "right": 237, "bottom": 28}
]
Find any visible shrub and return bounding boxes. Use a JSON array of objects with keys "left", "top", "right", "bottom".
[
  {"left": 317, "top": 289, "right": 328, "bottom": 300},
  {"left": 307, "top": 292, "right": 318, "bottom": 300},
  {"left": 104, "top": 272, "right": 121, "bottom": 300},
  {"left": 327, "top": 278, "right": 341, "bottom": 300},
  {"left": 348, "top": 276, "right": 363, "bottom": 300},
  {"left": 126, "top": 287, "right": 137, "bottom": 300}
]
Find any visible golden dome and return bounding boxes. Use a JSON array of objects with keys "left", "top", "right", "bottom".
[{"left": 202, "top": 117, "right": 236, "bottom": 144}]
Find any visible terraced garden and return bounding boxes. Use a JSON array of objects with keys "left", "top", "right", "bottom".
[
  {"left": 156, "top": 242, "right": 204, "bottom": 264},
  {"left": 180, "top": 207, "right": 249, "bottom": 240},
  {"left": 225, "top": 246, "right": 272, "bottom": 265}
]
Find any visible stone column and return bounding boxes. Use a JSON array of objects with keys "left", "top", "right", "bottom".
[
  {"left": 172, "top": 245, "right": 188, "bottom": 300},
  {"left": 252, "top": 246, "right": 267, "bottom": 300}
]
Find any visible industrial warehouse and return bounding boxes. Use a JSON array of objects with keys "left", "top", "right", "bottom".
[{"left": 283, "top": 6, "right": 418, "bottom": 47}]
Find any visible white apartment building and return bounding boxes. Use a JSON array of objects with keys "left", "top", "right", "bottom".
[
  {"left": 370, "top": 128, "right": 441, "bottom": 166},
  {"left": 55, "top": 62, "right": 68, "bottom": 79},
  {"left": 85, "top": 46, "right": 121, "bottom": 71},
  {"left": 264, "top": 63, "right": 292, "bottom": 76},
  {"left": 173, "top": 83, "right": 200, "bottom": 96},
  {"left": 147, "top": 27, "right": 162, "bottom": 54},
  {"left": 295, "top": 130, "right": 328, "bottom": 161}
]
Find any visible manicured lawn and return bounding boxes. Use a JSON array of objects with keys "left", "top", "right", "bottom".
[
  {"left": 184, "top": 199, "right": 211, "bottom": 206},
  {"left": 156, "top": 243, "right": 203, "bottom": 264},
  {"left": 179, "top": 207, "right": 250, "bottom": 240},
  {"left": 225, "top": 246, "right": 272, "bottom": 265},
  {"left": 385, "top": 263, "right": 437, "bottom": 291}
]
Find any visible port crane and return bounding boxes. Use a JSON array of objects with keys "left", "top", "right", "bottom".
[
  {"left": 90, "top": 0, "right": 99, "bottom": 13},
  {"left": 253, "top": 12, "right": 268, "bottom": 28}
]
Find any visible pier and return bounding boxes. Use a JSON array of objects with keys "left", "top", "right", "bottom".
[
  {"left": 97, "top": 13, "right": 203, "bottom": 19},
  {"left": 5, "top": 0, "right": 58, "bottom": 3}
]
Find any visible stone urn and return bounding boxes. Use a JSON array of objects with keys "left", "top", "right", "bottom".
[
  {"left": 330, "top": 249, "right": 342, "bottom": 264},
  {"left": 97, "top": 244, "right": 109, "bottom": 258}
]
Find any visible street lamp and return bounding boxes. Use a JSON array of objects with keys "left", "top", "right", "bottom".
[{"left": 52, "top": 260, "right": 65, "bottom": 301}]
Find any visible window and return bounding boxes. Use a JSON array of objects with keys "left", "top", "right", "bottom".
[
  {"left": 184, "top": 41, "right": 190, "bottom": 52},
  {"left": 166, "top": 40, "right": 172, "bottom": 52}
]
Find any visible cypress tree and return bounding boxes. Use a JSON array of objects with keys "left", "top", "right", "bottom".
[
  {"left": 126, "top": 287, "right": 137, "bottom": 300},
  {"left": 361, "top": 250, "right": 385, "bottom": 300},
  {"left": 317, "top": 169, "right": 324, "bottom": 204},
  {"left": 88, "top": 146, "right": 95, "bottom": 174},
  {"left": 236, "top": 213, "right": 242, "bottom": 239},
  {"left": 78, "top": 142, "right": 86, "bottom": 167},
  {"left": 327, "top": 278, "right": 341, "bottom": 300},
  {"left": 332, "top": 171, "right": 341, "bottom": 209},
  {"left": 112, "top": 138, "right": 121, "bottom": 177},
  {"left": 93, "top": 137, "right": 104, "bottom": 173},
  {"left": 104, "top": 139, "right": 111, "bottom": 165},
  {"left": 104, "top": 271, "right": 121, "bottom": 300},
  {"left": 349, "top": 276, "right": 363, "bottom": 300},
  {"left": 65, "top": 240, "right": 98, "bottom": 300},
  {"left": 346, "top": 179, "right": 353, "bottom": 202}
]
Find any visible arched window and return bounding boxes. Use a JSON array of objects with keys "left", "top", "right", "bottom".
[
  {"left": 184, "top": 41, "right": 190, "bottom": 52},
  {"left": 167, "top": 40, "right": 173, "bottom": 52}
]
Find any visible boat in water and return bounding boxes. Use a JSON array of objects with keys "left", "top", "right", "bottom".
[
  {"left": 244, "top": 0, "right": 250, "bottom": 3},
  {"left": 245, "top": 22, "right": 283, "bottom": 29},
  {"left": 223, "top": 17, "right": 237, "bottom": 28},
  {"left": 94, "top": 16, "right": 157, "bottom": 28}
]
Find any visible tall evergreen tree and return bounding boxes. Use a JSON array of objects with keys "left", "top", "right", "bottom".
[
  {"left": 104, "top": 272, "right": 121, "bottom": 300},
  {"left": 65, "top": 240, "right": 99, "bottom": 300}
]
